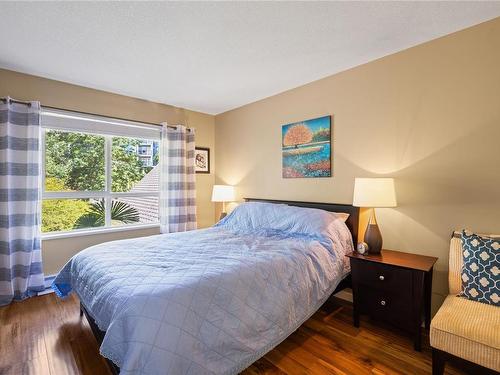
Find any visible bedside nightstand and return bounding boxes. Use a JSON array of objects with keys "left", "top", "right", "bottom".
[{"left": 347, "top": 249, "right": 438, "bottom": 351}]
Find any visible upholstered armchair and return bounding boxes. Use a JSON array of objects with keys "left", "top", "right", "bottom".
[{"left": 430, "top": 233, "right": 499, "bottom": 374}]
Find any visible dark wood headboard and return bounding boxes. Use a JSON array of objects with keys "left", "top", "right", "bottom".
[{"left": 244, "top": 198, "right": 359, "bottom": 245}]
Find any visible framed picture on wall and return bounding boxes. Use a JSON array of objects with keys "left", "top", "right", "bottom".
[
  {"left": 195, "top": 147, "right": 210, "bottom": 173},
  {"left": 282, "top": 115, "right": 332, "bottom": 178}
]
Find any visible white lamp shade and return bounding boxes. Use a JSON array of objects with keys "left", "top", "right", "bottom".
[
  {"left": 352, "top": 178, "right": 397, "bottom": 208},
  {"left": 211, "top": 185, "right": 235, "bottom": 202}
]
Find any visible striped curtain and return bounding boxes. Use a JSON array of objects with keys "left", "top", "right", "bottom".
[
  {"left": 0, "top": 98, "right": 44, "bottom": 306},
  {"left": 159, "top": 124, "right": 197, "bottom": 233}
]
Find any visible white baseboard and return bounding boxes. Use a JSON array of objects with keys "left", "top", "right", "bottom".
[
  {"left": 37, "top": 274, "right": 57, "bottom": 296},
  {"left": 38, "top": 288, "right": 54, "bottom": 296},
  {"left": 333, "top": 288, "right": 353, "bottom": 303}
]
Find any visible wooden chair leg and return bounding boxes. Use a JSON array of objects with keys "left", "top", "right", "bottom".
[{"left": 432, "top": 348, "right": 446, "bottom": 375}]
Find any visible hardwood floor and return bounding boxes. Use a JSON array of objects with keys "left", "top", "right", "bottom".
[{"left": 0, "top": 293, "right": 476, "bottom": 375}]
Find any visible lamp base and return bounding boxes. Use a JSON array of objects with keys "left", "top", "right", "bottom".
[
  {"left": 364, "top": 223, "right": 382, "bottom": 254},
  {"left": 219, "top": 212, "right": 227, "bottom": 221},
  {"left": 364, "top": 209, "right": 383, "bottom": 254}
]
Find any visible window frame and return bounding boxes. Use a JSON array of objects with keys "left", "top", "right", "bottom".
[{"left": 41, "top": 127, "right": 161, "bottom": 237}]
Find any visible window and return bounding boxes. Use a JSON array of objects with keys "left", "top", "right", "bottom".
[{"left": 41, "top": 109, "right": 161, "bottom": 234}]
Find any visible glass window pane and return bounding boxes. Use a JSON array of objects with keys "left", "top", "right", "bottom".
[
  {"left": 45, "top": 130, "right": 105, "bottom": 191},
  {"left": 112, "top": 137, "right": 159, "bottom": 192},
  {"left": 41, "top": 198, "right": 105, "bottom": 232},
  {"left": 111, "top": 197, "right": 159, "bottom": 226}
]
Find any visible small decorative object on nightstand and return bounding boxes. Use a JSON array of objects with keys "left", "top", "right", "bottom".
[
  {"left": 347, "top": 249, "right": 438, "bottom": 351},
  {"left": 212, "top": 185, "right": 235, "bottom": 220},
  {"left": 356, "top": 242, "right": 369, "bottom": 255}
]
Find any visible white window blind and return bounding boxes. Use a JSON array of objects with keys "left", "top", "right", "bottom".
[{"left": 41, "top": 108, "right": 161, "bottom": 139}]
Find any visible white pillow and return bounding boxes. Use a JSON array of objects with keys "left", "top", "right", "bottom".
[
  {"left": 329, "top": 212, "right": 350, "bottom": 223},
  {"left": 219, "top": 202, "right": 348, "bottom": 237}
]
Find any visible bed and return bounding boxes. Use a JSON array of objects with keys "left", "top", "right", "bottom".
[{"left": 53, "top": 198, "right": 359, "bottom": 375}]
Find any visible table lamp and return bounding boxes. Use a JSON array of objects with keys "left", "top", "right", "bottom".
[
  {"left": 352, "top": 178, "right": 397, "bottom": 254},
  {"left": 212, "top": 185, "right": 235, "bottom": 220}
]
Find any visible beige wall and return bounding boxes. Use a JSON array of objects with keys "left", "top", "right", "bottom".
[
  {"left": 0, "top": 68, "right": 216, "bottom": 275},
  {"left": 215, "top": 18, "right": 500, "bottom": 314}
]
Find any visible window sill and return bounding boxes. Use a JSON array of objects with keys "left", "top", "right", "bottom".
[{"left": 41, "top": 223, "right": 160, "bottom": 240}]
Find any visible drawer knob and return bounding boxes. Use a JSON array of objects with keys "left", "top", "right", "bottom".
[
  {"left": 379, "top": 275, "right": 385, "bottom": 281},
  {"left": 380, "top": 300, "right": 386, "bottom": 306}
]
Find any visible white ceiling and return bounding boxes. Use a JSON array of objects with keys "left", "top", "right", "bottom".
[{"left": 1, "top": 2, "right": 500, "bottom": 115}]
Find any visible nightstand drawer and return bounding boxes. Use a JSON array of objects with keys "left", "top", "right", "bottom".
[
  {"left": 359, "top": 286, "right": 413, "bottom": 330},
  {"left": 351, "top": 260, "right": 412, "bottom": 295}
]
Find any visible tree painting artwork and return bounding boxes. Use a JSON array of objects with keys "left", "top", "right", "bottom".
[{"left": 282, "top": 115, "right": 332, "bottom": 178}]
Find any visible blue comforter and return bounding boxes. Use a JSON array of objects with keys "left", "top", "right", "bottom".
[{"left": 53, "top": 203, "right": 353, "bottom": 374}]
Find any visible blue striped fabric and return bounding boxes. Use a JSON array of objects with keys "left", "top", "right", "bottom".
[
  {"left": 159, "top": 124, "right": 197, "bottom": 233},
  {"left": 0, "top": 136, "right": 39, "bottom": 150},
  {"left": 0, "top": 98, "right": 44, "bottom": 306}
]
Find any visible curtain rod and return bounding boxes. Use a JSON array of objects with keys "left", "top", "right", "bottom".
[
  {"left": 42, "top": 105, "right": 191, "bottom": 132},
  {"left": 0, "top": 98, "right": 191, "bottom": 131},
  {"left": 0, "top": 97, "right": 32, "bottom": 107}
]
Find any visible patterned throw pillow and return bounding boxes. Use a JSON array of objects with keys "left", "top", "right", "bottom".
[{"left": 460, "top": 230, "right": 500, "bottom": 306}]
